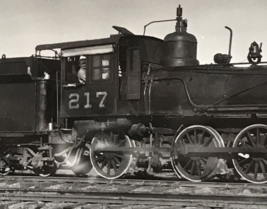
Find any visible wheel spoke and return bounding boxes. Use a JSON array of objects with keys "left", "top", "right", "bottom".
[
  {"left": 194, "top": 129, "right": 198, "bottom": 144},
  {"left": 100, "top": 158, "right": 108, "bottom": 169},
  {"left": 259, "top": 161, "right": 267, "bottom": 178},
  {"left": 254, "top": 161, "right": 259, "bottom": 179},
  {"left": 111, "top": 159, "right": 117, "bottom": 172},
  {"left": 184, "top": 159, "right": 192, "bottom": 170},
  {"left": 114, "top": 153, "right": 123, "bottom": 159},
  {"left": 196, "top": 160, "right": 202, "bottom": 176},
  {"left": 118, "top": 140, "right": 125, "bottom": 147},
  {"left": 238, "top": 157, "right": 250, "bottom": 166},
  {"left": 246, "top": 131, "right": 256, "bottom": 147},
  {"left": 256, "top": 128, "right": 261, "bottom": 145},
  {"left": 202, "top": 136, "right": 213, "bottom": 147},
  {"left": 191, "top": 161, "right": 196, "bottom": 175},
  {"left": 244, "top": 161, "right": 254, "bottom": 174},
  {"left": 107, "top": 160, "right": 111, "bottom": 175},
  {"left": 95, "top": 156, "right": 105, "bottom": 163},
  {"left": 186, "top": 133, "right": 194, "bottom": 144},
  {"left": 113, "top": 156, "right": 121, "bottom": 164},
  {"left": 262, "top": 158, "right": 267, "bottom": 165},
  {"left": 199, "top": 158, "right": 207, "bottom": 167},
  {"left": 199, "top": 130, "right": 205, "bottom": 144}
]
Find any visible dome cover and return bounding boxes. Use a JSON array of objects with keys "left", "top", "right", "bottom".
[{"left": 160, "top": 5, "right": 199, "bottom": 67}]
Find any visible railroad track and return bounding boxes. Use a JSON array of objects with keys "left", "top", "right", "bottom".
[{"left": 0, "top": 175, "right": 267, "bottom": 209}]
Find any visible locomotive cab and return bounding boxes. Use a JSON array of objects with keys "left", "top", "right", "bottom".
[
  {"left": 61, "top": 44, "right": 116, "bottom": 119},
  {"left": 35, "top": 31, "right": 165, "bottom": 131}
]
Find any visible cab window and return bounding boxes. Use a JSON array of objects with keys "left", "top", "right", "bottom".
[
  {"left": 91, "top": 54, "right": 111, "bottom": 81},
  {"left": 65, "top": 56, "right": 79, "bottom": 83},
  {"left": 64, "top": 56, "right": 88, "bottom": 84}
]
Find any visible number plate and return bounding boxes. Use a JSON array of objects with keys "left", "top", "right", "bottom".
[{"left": 68, "top": 91, "right": 108, "bottom": 109}]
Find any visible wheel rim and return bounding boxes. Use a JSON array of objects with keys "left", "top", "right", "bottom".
[
  {"left": 33, "top": 161, "right": 57, "bottom": 177},
  {"left": 171, "top": 125, "right": 223, "bottom": 182},
  {"left": 0, "top": 158, "right": 11, "bottom": 175},
  {"left": 232, "top": 124, "right": 267, "bottom": 184},
  {"left": 32, "top": 151, "right": 57, "bottom": 177},
  {"left": 90, "top": 132, "right": 132, "bottom": 179}
]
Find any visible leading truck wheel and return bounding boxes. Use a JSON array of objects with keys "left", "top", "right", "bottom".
[
  {"left": 0, "top": 157, "right": 13, "bottom": 175},
  {"left": 232, "top": 124, "right": 267, "bottom": 184},
  {"left": 90, "top": 132, "right": 133, "bottom": 180},
  {"left": 33, "top": 161, "right": 57, "bottom": 177},
  {"left": 171, "top": 125, "right": 224, "bottom": 182}
]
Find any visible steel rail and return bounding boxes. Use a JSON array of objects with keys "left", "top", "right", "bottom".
[
  {"left": 0, "top": 189, "right": 267, "bottom": 208},
  {"left": 1, "top": 175, "right": 267, "bottom": 198},
  {"left": 1, "top": 175, "right": 266, "bottom": 189},
  {"left": 1, "top": 176, "right": 267, "bottom": 208}
]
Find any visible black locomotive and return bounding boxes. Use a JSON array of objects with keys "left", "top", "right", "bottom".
[{"left": 1, "top": 5, "right": 267, "bottom": 184}]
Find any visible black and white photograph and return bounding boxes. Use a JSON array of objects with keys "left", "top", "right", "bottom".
[{"left": 0, "top": 0, "right": 267, "bottom": 208}]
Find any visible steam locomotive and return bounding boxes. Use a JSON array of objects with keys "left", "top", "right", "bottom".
[{"left": 1, "top": 5, "right": 267, "bottom": 184}]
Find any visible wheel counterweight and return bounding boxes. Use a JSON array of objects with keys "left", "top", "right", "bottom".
[
  {"left": 232, "top": 124, "right": 267, "bottom": 184},
  {"left": 171, "top": 125, "right": 224, "bottom": 182}
]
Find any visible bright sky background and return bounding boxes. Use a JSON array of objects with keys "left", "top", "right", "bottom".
[{"left": 0, "top": 0, "right": 266, "bottom": 64}]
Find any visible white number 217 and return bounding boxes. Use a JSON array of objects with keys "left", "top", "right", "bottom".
[{"left": 69, "top": 91, "right": 107, "bottom": 109}]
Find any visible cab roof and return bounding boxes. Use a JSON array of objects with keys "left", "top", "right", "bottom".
[
  {"left": 35, "top": 26, "right": 163, "bottom": 52},
  {"left": 35, "top": 35, "right": 121, "bottom": 51}
]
